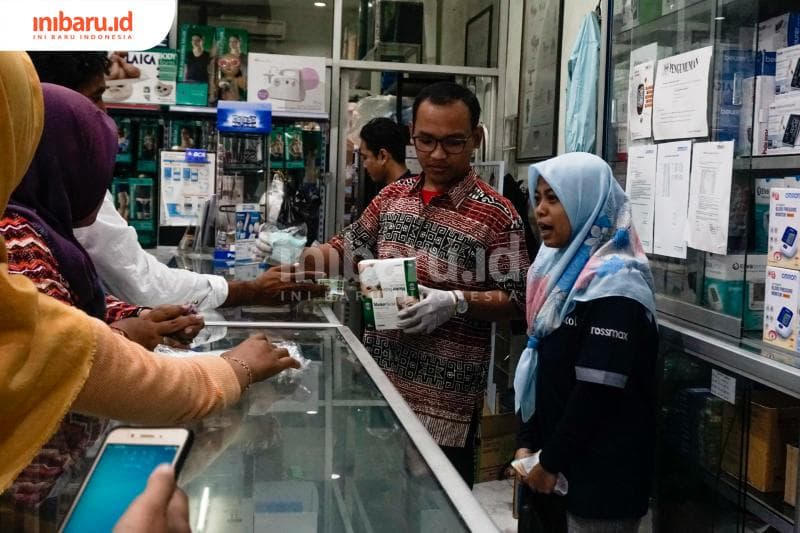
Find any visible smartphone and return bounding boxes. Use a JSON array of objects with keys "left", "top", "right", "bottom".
[{"left": 58, "top": 427, "right": 193, "bottom": 533}]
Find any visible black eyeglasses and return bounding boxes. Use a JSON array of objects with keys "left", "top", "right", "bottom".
[{"left": 412, "top": 134, "right": 471, "bottom": 154}]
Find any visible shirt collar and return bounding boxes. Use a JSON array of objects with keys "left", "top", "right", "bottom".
[{"left": 410, "top": 168, "right": 478, "bottom": 209}]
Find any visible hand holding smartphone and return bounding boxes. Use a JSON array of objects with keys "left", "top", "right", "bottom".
[{"left": 59, "top": 427, "right": 193, "bottom": 533}]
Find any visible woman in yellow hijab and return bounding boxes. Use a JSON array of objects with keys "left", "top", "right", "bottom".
[{"left": 0, "top": 52, "right": 301, "bottom": 493}]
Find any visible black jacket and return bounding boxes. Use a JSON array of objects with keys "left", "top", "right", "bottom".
[{"left": 517, "top": 296, "right": 658, "bottom": 519}]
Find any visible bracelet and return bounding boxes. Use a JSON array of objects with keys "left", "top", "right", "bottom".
[
  {"left": 110, "top": 326, "right": 129, "bottom": 339},
  {"left": 222, "top": 355, "right": 253, "bottom": 392}
]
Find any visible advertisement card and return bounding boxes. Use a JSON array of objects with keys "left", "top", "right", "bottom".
[
  {"left": 103, "top": 49, "right": 178, "bottom": 105},
  {"left": 248, "top": 53, "right": 327, "bottom": 116}
]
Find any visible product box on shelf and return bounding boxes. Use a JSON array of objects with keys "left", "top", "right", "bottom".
[
  {"left": 177, "top": 24, "right": 215, "bottom": 105},
  {"left": 716, "top": 50, "right": 754, "bottom": 148},
  {"left": 758, "top": 13, "right": 800, "bottom": 52},
  {"left": 775, "top": 44, "right": 800, "bottom": 98},
  {"left": 745, "top": 255, "right": 767, "bottom": 331},
  {"left": 169, "top": 119, "right": 212, "bottom": 151},
  {"left": 136, "top": 120, "right": 159, "bottom": 173},
  {"left": 755, "top": 177, "right": 785, "bottom": 252},
  {"left": 285, "top": 127, "right": 304, "bottom": 169},
  {"left": 358, "top": 257, "right": 420, "bottom": 331},
  {"left": 769, "top": 188, "right": 800, "bottom": 269},
  {"left": 234, "top": 203, "right": 261, "bottom": 264},
  {"left": 103, "top": 49, "right": 178, "bottom": 106},
  {"left": 766, "top": 95, "right": 800, "bottom": 155},
  {"left": 741, "top": 52, "right": 776, "bottom": 156},
  {"left": 723, "top": 391, "right": 800, "bottom": 493},
  {"left": 114, "top": 117, "right": 134, "bottom": 164},
  {"left": 212, "top": 27, "right": 249, "bottom": 104},
  {"left": 702, "top": 253, "right": 744, "bottom": 317},
  {"left": 764, "top": 266, "right": 800, "bottom": 350},
  {"left": 270, "top": 127, "right": 285, "bottom": 168}
]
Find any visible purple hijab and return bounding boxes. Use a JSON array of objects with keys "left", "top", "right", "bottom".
[{"left": 6, "top": 84, "right": 117, "bottom": 319}]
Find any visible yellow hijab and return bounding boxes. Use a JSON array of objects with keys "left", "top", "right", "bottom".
[{"left": 0, "top": 52, "right": 98, "bottom": 490}]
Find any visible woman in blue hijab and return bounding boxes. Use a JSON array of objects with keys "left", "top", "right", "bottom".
[{"left": 513, "top": 152, "right": 658, "bottom": 533}]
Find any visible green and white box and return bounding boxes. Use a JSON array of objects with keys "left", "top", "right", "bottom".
[
  {"left": 358, "top": 258, "right": 420, "bottom": 331},
  {"left": 702, "top": 253, "right": 744, "bottom": 317}
]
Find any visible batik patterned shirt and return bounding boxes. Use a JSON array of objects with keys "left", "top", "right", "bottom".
[{"left": 330, "top": 170, "right": 529, "bottom": 446}]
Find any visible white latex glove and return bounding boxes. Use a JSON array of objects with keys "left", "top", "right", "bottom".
[
  {"left": 254, "top": 223, "right": 273, "bottom": 263},
  {"left": 396, "top": 284, "right": 457, "bottom": 334}
]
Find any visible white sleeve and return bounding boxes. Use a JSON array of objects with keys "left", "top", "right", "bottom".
[{"left": 74, "top": 194, "right": 229, "bottom": 309}]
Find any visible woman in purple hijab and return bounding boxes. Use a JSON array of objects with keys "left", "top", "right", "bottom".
[
  {"left": 5, "top": 83, "right": 117, "bottom": 318},
  {"left": 0, "top": 84, "right": 203, "bottom": 348}
]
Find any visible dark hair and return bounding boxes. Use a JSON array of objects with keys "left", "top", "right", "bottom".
[
  {"left": 360, "top": 118, "right": 408, "bottom": 164},
  {"left": 412, "top": 81, "right": 481, "bottom": 130},
  {"left": 27, "top": 52, "right": 110, "bottom": 91}
]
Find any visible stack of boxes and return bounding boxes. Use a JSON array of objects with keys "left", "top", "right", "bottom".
[
  {"left": 764, "top": 187, "right": 800, "bottom": 360},
  {"left": 743, "top": 12, "right": 800, "bottom": 155}
]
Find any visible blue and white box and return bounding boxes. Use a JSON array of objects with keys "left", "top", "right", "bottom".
[
  {"left": 775, "top": 44, "right": 800, "bottom": 97},
  {"left": 745, "top": 255, "right": 767, "bottom": 331},
  {"left": 764, "top": 266, "right": 800, "bottom": 350},
  {"left": 769, "top": 188, "right": 800, "bottom": 268},
  {"left": 702, "top": 253, "right": 744, "bottom": 316},
  {"left": 234, "top": 203, "right": 261, "bottom": 263}
]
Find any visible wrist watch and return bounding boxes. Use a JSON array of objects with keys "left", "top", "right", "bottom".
[{"left": 453, "top": 290, "right": 468, "bottom": 316}]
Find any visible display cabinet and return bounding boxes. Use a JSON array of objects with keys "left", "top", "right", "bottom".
[
  {"left": 603, "top": 0, "right": 800, "bottom": 339},
  {"left": 0, "top": 324, "right": 499, "bottom": 533}
]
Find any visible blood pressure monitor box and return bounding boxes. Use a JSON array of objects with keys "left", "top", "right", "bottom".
[
  {"left": 769, "top": 188, "right": 800, "bottom": 268},
  {"left": 702, "top": 254, "right": 744, "bottom": 317},
  {"left": 764, "top": 266, "right": 800, "bottom": 350},
  {"left": 358, "top": 258, "right": 420, "bottom": 331}
]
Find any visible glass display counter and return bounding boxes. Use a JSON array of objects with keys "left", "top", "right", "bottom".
[{"left": 0, "top": 323, "right": 498, "bottom": 533}]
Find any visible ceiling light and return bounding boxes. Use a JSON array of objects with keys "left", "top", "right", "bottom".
[
  {"left": 714, "top": 16, "right": 725, "bottom": 20},
  {"left": 331, "top": 473, "right": 341, "bottom": 480},
  {"left": 314, "top": 1, "right": 327, "bottom": 6},
  {"left": 306, "top": 410, "right": 318, "bottom": 415}
]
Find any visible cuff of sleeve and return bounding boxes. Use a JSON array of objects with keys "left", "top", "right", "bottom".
[
  {"left": 203, "top": 275, "right": 230, "bottom": 310},
  {"left": 193, "top": 355, "right": 241, "bottom": 408},
  {"left": 538, "top": 446, "right": 568, "bottom": 476}
]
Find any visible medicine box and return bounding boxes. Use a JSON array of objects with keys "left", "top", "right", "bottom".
[
  {"left": 769, "top": 188, "right": 800, "bottom": 268},
  {"left": 758, "top": 13, "right": 800, "bottom": 52},
  {"left": 764, "top": 266, "right": 800, "bottom": 351},
  {"left": 234, "top": 203, "right": 261, "bottom": 263},
  {"left": 756, "top": 178, "right": 785, "bottom": 252},
  {"left": 741, "top": 52, "right": 776, "bottom": 156},
  {"left": 745, "top": 255, "right": 767, "bottom": 331},
  {"left": 775, "top": 44, "right": 800, "bottom": 98},
  {"left": 766, "top": 95, "right": 800, "bottom": 155},
  {"left": 702, "top": 253, "right": 744, "bottom": 317},
  {"left": 358, "top": 257, "right": 420, "bottom": 331}
]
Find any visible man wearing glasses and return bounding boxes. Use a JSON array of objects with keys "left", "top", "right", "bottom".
[{"left": 259, "top": 82, "right": 529, "bottom": 486}]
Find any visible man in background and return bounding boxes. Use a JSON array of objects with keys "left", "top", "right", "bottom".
[{"left": 359, "top": 117, "right": 411, "bottom": 187}]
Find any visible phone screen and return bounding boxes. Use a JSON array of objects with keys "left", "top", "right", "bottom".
[{"left": 62, "top": 443, "right": 179, "bottom": 533}]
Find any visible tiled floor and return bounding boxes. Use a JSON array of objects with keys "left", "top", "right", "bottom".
[
  {"left": 473, "top": 481, "right": 654, "bottom": 533},
  {"left": 473, "top": 479, "right": 517, "bottom": 533}
]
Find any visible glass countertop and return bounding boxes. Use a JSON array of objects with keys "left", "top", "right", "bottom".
[
  {"left": 182, "top": 325, "right": 493, "bottom": 532},
  {"left": 1, "top": 325, "right": 497, "bottom": 532}
]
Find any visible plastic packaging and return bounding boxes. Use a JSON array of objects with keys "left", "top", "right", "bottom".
[{"left": 511, "top": 452, "right": 569, "bottom": 495}]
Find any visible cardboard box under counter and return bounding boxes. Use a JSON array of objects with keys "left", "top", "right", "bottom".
[
  {"left": 786, "top": 444, "right": 798, "bottom": 506},
  {"left": 723, "top": 392, "right": 800, "bottom": 493}
]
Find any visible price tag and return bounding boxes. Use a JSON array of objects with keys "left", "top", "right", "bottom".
[
  {"left": 710, "top": 369, "right": 736, "bottom": 405},
  {"left": 185, "top": 149, "right": 208, "bottom": 163}
]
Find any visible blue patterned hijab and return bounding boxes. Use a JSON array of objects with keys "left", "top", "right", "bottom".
[{"left": 514, "top": 152, "right": 656, "bottom": 422}]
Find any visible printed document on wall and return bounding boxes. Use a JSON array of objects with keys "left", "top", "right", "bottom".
[
  {"left": 625, "top": 144, "right": 658, "bottom": 252},
  {"left": 653, "top": 46, "right": 713, "bottom": 140},
  {"left": 686, "top": 141, "right": 734, "bottom": 254},
  {"left": 628, "top": 61, "right": 654, "bottom": 139},
  {"left": 653, "top": 141, "right": 692, "bottom": 258}
]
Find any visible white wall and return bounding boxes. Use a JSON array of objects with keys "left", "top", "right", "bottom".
[{"left": 506, "top": 0, "right": 602, "bottom": 181}]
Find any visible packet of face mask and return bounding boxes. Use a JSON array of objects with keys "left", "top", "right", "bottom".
[{"left": 511, "top": 451, "right": 569, "bottom": 495}]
